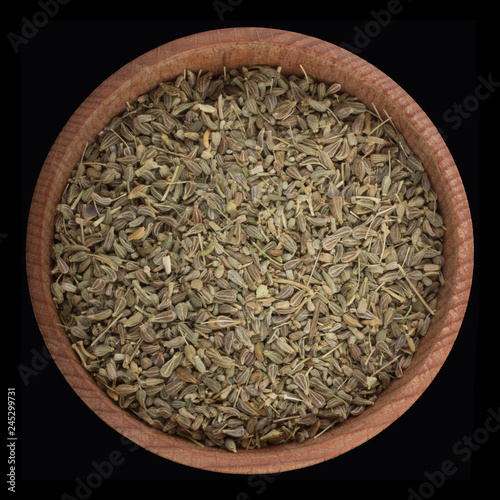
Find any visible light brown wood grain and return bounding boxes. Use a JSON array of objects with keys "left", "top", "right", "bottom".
[{"left": 25, "top": 27, "right": 474, "bottom": 474}]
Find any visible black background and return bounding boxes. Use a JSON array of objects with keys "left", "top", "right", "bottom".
[{"left": 7, "top": 3, "right": 491, "bottom": 498}]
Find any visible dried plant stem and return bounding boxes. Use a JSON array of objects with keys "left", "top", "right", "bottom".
[
  {"left": 398, "top": 264, "right": 436, "bottom": 315},
  {"left": 251, "top": 242, "right": 283, "bottom": 267}
]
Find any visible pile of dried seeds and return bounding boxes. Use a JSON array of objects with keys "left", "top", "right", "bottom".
[{"left": 51, "top": 66, "right": 445, "bottom": 452}]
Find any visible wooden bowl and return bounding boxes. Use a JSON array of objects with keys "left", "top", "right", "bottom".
[{"left": 26, "top": 27, "right": 474, "bottom": 474}]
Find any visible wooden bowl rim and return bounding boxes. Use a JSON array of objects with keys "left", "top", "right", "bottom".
[{"left": 25, "top": 27, "right": 474, "bottom": 474}]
